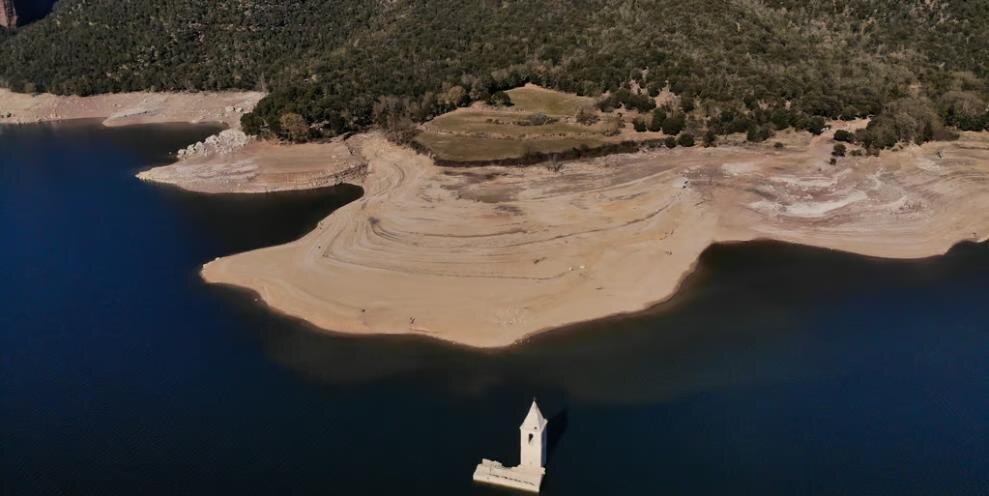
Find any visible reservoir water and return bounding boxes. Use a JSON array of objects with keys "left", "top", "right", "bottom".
[{"left": 2, "top": 122, "right": 987, "bottom": 495}]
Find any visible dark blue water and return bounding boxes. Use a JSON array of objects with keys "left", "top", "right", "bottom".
[
  {"left": 10, "top": 0, "right": 56, "bottom": 24},
  {"left": 2, "top": 122, "right": 987, "bottom": 495}
]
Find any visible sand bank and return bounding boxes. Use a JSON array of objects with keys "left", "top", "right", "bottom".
[
  {"left": 201, "top": 129, "right": 989, "bottom": 347},
  {"left": 137, "top": 135, "right": 366, "bottom": 193},
  {"left": 0, "top": 88, "right": 263, "bottom": 128}
]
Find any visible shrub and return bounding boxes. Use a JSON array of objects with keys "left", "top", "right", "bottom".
[
  {"left": 833, "top": 129, "right": 855, "bottom": 142},
  {"left": 598, "top": 88, "right": 656, "bottom": 113},
  {"left": 746, "top": 124, "right": 772, "bottom": 142},
  {"left": 576, "top": 107, "right": 599, "bottom": 125},
  {"left": 805, "top": 116, "right": 828, "bottom": 135},
  {"left": 832, "top": 143, "right": 847, "bottom": 157},
  {"left": 633, "top": 118, "right": 647, "bottom": 132},
  {"left": 625, "top": 92, "right": 657, "bottom": 113},
  {"left": 769, "top": 106, "right": 793, "bottom": 130},
  {"left": 648, "top": 108, "right": 667, "bottom": 132},
  {"left": 703, "top": 129, "right": 717, "bottom": 147},
  {"left": 662, "top": 113, "right": 685, "bottom": 135},
  {"left": 677, "top": 133, "right": 695, "bottom": 147},
  {"left": 664, "top": 136, "right": 677, "bottom": 149},
  {"left": 489, "top": 91, "right": 513, "bottom": 107},
  {"left": 518, "top": 113, "right": 558, "bottom": 126},
  {"left": 680, "top": 95, "right": 695, "bottom": 113}
]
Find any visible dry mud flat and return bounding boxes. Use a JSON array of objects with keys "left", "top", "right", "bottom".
[
  {"left": 0, "top": 88, "right": 263, "bottom": 128},
  {"left": 202, "top": 131, "right": 989, "bottom": 348}
]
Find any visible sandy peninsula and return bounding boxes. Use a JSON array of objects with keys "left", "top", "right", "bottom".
[
  {"left": 137, "top": 133, "right": 367, "bottom": 193},
  {"left": 0, "top": 88, "right": 263, "bottom": 128},
  {"left": 0, "top": 87, "right": 365, "bottom": 194},
  {"left": 201, "top": 128, "right": 989, "bottom": 347}
]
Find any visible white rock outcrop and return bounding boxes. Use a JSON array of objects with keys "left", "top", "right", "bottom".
[{"left": 177, "top": 129, "right": 253, "bottom": 159}]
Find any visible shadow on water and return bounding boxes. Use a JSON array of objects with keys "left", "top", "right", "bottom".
[{"left": 546, "top": 408, "right": 569, "bottom": 460}]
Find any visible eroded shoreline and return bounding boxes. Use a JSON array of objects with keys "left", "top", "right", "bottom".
[
  {"left": 7, "top": 88, "right": 989, "bottom": 347},
  {"left": 136, "top": 137, "right": 367, "bottom": 194},
  {"left": 201, "top": 130, "right": 989, "bottom": 348},
  {"left": 0, "top": 88, "right": 367, "bottom": 194}
]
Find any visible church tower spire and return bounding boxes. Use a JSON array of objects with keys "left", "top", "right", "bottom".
[
  {"left": 519, "top": 399, "right": 547, "bottom": 470},
  {"left": 474, "top": 398, "right": 549, "bottom": 492}
]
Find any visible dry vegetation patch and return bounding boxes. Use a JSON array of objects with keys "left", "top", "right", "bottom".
[
  {"left": 504, "top": 84, "right": 596, "bottom": 115},
  {"left": 415, "top": 85, "right": 659, "bottom": 163}
]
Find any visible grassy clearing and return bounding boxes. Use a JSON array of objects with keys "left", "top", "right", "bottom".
[
  {"left": 505, "top": 85, "right": 596, "bottom": 116},
  {"left": 416, "top": 85, "right": 640, "bottom": 163},
  {"left": 424, "top": 109, "right": 611, "bottom": 138}
]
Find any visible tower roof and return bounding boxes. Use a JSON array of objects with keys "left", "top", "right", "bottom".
[{"left": 520, "top": 399, "right": 548, "bottom": 431}]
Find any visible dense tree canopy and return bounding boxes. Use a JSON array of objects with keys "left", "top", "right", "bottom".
[{"left": 1, "top": 0, "right": 987, "bottom": 148}]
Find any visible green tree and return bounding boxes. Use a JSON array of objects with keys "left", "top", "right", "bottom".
[
  {"left": 662, "top": 113, "right": 685, "bottom": 135},
  {"left": 648, "top": 108, "right": 666, "bottom": 132},
  {"left": 805, "top": 116, "right": 827, "bottom": 135},
  {"left": 833, "top": 129, "right": 854, "bottom": 142},
  {"left": 746, "top": 124, "right": 772, "bottom": 142},
  {"left": 633, "top": 118, "right": 647, "bottom": 132}
]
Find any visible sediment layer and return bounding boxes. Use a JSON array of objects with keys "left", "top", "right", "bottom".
[
  {"left": 137, "top": 137, "right": 366, "bottom": 194},
  {"left": 201, "top": 128, "right": 989, "bottom": 347}
]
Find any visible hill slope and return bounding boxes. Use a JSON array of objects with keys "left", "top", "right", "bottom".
[{"left": 1, "top": 0, "right": 987, "bottom": 145}]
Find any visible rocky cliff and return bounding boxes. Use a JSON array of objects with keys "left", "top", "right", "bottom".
[{"left": 0, "top": 0, "right": 17, "bottom": 28}]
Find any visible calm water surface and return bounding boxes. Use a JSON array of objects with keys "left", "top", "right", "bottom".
[{"left": 1, "top": 122, "right": 987, "bottom": 495}]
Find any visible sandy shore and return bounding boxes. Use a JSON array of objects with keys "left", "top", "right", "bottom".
[
  {"left": 0, "top": 88, "right": 263, "bottom": 128},
  {"left": 201, "top": 128, "right": 989, "bottom": 347},
  {"left": 0, "top": 87, "right": 362, "bottom": 194},
  {"left": 137, "top": 136, "right": 366, "bottom": 193}
]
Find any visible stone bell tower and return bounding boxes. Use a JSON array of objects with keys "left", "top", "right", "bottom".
[
  {"left": 519, "top": 399, "right": 547, "bottom": 470},
  {"left": 473, "top": 398, "right": 550, "bottom": 492}
]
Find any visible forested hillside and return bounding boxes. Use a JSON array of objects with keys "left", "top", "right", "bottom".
[{"left": 2, "top": 0, "right": 987, "bottom": 149}]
